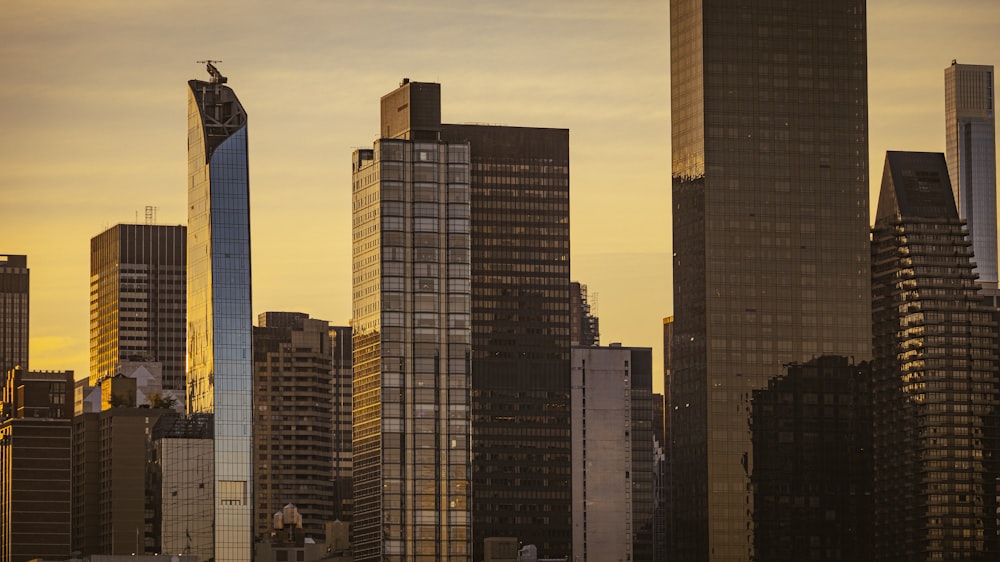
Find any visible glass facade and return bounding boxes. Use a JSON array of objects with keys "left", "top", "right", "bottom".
[
  {"left": 438, "top": 124, "right": 572, "bottom": 561},
  {"left": 187, "top": 73, "right": 253, "bottom": 562},
  {"left": 352, "top": 90, "right": 472, "bottom": 560},
  {"left": 945, "top": 62, "right": 997, "bottom": 287},
  {"left": 669, "top": 2, "right": 871, "bottom": 560},
  {"left": 871, "top": 151, "right": 1000, "bottom": 560},
  {"left": 89, "top": 224, "right": 187, "bottom": 390}
]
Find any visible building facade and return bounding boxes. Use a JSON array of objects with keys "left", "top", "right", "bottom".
[
  {"left": 945, "top": 61, "right": 997, "bottom": 287},
  {"left": 253, "top": 312, "right": 339, "bottom": 542},
  {"left": 668, "top": 2, "right": 871, "bottom": 560},
  {"left": 570, "top": 282, "right": 599, "bottom": 347},
  {"left": 571, "top": 345, "right": 654, "bottom": 562},
  {"left": 90, "top": 224, "right": 186, "bottom": 390},
  {"left": 0, "top": 368, "right": 74, "bottom": 562},
  {"left": 329, "top": 325, "right": 353, "bottom": 523},
  {"left": 750, "top": 356, "right": 873, "bottom": 561},
  {"left": 871, "top": 151, "right": 1000, "bottom": 560},
  {"left": 438, "top": 122, "right": 572, "bottom": 561},
  {"left": 351, "top": 80, "right": 473, "bottom": 562},
  {"left": 186, "top": 62, "right": 253, "bottom": 562},
  {"left": 0, "top": 254, "right": 29, "bottom": 379}
]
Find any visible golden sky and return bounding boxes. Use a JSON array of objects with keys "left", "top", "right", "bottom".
[{"left": 2, "top": 0, "right": 999, "bottom": 393}]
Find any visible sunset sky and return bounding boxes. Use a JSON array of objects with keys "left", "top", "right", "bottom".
[{"left": 2, "top": 0, "right": 999, "bottom": 392}]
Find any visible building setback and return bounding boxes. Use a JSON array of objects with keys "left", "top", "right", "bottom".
[
  {"left": 439, "top": 121, "right": 572, "bottom": 561},
  {"left": 351, "top": 80, "right": 473, "bottom": 562},
  {"left": 571, "top": 345, "right": 654, "bottom": 562},
  {"left": 90, "top": 224, "right": 186, "bottom": 391},
  {"left": 668, "top": 1, "right": 871, "bottom": 560},
  {"left": 945, "top": 61, "right": 997, "bottom": 287},
  {"left": 253, "top": 312, "right": 343, "bottom": 542},
  {"left": 186, "top": 62, "right": 253, "bottom": 562},
  {"left": 0, "top": 368, "right": 74, "bottom": 562},
  {"left": 0, "top": 254, "right": 29, "bottom": 379},
  {"left": 871, "top": 151, "right": 1000, "bottom": 560}
]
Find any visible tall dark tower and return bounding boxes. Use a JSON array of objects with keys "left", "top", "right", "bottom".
[
  {"left": 439, "top": 123, "right": 571, "bottom": 560},
  {"left": 668, "top": 2, "right": 871, "bottom": 560},
  {"left": 186, "top": 61, "right": 253, "bottom": 562},
  {"left": 871, "top": 151, "right": 1000, "bottom": 560},
  {"left": 0, "top": 254, "right": 29, "bottom": 379}
]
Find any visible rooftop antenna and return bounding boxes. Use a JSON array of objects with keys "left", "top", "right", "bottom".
[
  {"left": 145, "top": 205, "right": 157, "bottom": 225},
  {"left": 196, "top": 60, "right": 227, "bottom": 84}
]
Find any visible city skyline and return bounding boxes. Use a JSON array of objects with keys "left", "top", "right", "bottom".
[{"left": 3, "top": 1, "right": 1000, "bottom": 393}]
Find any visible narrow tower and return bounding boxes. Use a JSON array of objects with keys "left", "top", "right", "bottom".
[{"left": 186, "top": 61, "right": 253, "bottom": 562}]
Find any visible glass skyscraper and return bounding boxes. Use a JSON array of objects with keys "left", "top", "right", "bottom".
[
  {"left": 186, "top": 63, "right": 253, "bottom": 562},
  {"left": 669, "top": 2, "right": 871, "bottom": 560},
  {"left": 351, "top": 80, "right": 472, "bottom": 562},
  {"left": 945, "top": 62, "right": 997, "bottom": 287}
]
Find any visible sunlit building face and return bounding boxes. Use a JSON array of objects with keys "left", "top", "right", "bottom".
[
  {"left": 669, "top": 1, "right": 871, "bottom": 560},
  {"left": 186, "top": 67, "right": 253, "bottom": 562}
]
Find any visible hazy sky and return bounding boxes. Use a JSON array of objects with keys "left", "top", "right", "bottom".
[{"left": 2, "top": 0, "right": 999, "bottom": 392}]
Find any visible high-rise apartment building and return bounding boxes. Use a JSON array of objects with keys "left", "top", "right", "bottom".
[
  {"left": 0, "top": 368, "right": 74, "bottom": 562},
  {"left": 186, "top": 62, "right": 253, "bottom": 562},
  {"left": 438, "top": 122, "right": 571, "bottom": 559},
  {"left": 90, "top": 224, "right": 186, "bottom": 390},
  {"left": 668, "top": 2, "right": 871, "bottom": 560},
  {"left": 571, "top": 344, "right": 654, "bottom": 562},
  {"left": 0, "top": 254, "right": 29, "bottom": 379},
  {"left": 871, "top": 151, "right": 1000, "bottom": 560},
  {"left": 351, "top": 80, "right": 473, "bottom": 562},
  {"left": 253, "top": 312, "right": 339, "bottom": 542},
  {"left": 945, "top": 61, "right": 997, "bottom": 287},
  {"left": 329, "top": 324, "right": 353, "bottom": 523}
]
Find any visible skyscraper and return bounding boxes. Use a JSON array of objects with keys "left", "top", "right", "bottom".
[
  {"left": 0, "top": 254, "right": 29, "bottom": 379},
  {"left": 90, "top": 224, "right": 186, "bottom": 390},
  {"left": 351, "top": 80, "right": 472, "bottom": 562},
  {"left": 253, "top": 312, "right": 338, "bottom": 541},
  {"left": 438, "top": 123, "right": 572, "bottom": 559},
  {"left": 871, "top": 151, "right": 1000, "bottom": 560},
  {"left": 668, "top": 2, "right": 871, "bottom": 560},
  {"left": 186, "top": 62, "right": 253, "bottom": 562},
  {"left": 571, "top": 344, "right": 654, "bottom": 562},
  {"left": 945, "top": 61, "right": 997, "bottom": 287}
]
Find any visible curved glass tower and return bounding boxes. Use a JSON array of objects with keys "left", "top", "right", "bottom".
[{"left": 186, "top": 63, "right": 253, "bottom": 562}]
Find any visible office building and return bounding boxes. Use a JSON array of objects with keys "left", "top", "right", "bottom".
[
  {"left": 571, "top": 344, "right": 654, "bottom": 562},
  {"left": 0, "top": 254, "right": 29, "bottom": 379},
  {"left": 351, "top": 80, "right": 472, "bottom": 561},
  {"left": 90, "top": 224, "right": 186, "bottom": 390},
  {"left": 668, "top": 2, "right": 871, "bottom": 560},
  {"left": 440, "top": 119, "right": 571, "bottom": 561},
  {"left": 253, "top": 312, "right": 342, "bottom": 542},
  {"left": 871, "top": 151, "right": 1000, "bottom": 559},
  {"left": 186, "top": 62, "right": 253, "bottom": 562},
  {"left": 749, "top": 356, "right": 872, "bottom": 561},
  {"left": 0, "top": 368, "right": 74, "bottom": 562},
  {"left": 945, "top": 61, "right": 997, "bottom": 287}
]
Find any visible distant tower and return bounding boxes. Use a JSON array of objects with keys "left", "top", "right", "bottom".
[
  {"left": 0, "top": 254, "right": 29, "bottom": 379},
  {"left": 945, "top": 61, "right": 997, "bottom": 287},
  {"left": 90, "top": 224, "right": 186, "bottom": 390},
  {"left": 570, "top": 282, "right": 600, "bottom": 346},
  {"left": 186, "top": 61, "right": 253, "bottom": 562},
  {"left": 871, "top": 151, "right": 1000, "bottom": 559}
]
